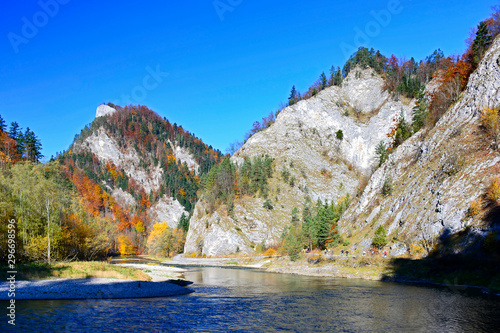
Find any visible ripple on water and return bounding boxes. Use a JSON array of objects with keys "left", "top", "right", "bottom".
[{"left": 1, "top": 266, "right": 500, "bottom": 332}]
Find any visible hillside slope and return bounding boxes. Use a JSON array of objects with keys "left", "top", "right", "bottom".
[
  {"left": 338, "top": 36, "right": 500, "bottom": 256},
  {"left": 60, "top": 105, "right": 222, "bottom": 253}
]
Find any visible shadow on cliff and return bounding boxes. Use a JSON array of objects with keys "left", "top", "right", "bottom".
[{"left": 383, "top": 205, "right": 500, "bottom": 292}]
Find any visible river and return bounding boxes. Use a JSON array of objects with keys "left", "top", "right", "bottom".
[{"left": 2, "top": 265, "right": 500, "bottom": 332}]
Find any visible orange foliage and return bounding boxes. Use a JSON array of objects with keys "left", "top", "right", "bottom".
[
  {"left": 178, "top": 187, "right": 186, "bottom": 196},
  {"left": 140, "top": 191, "right": 151, "bottom": 208}
]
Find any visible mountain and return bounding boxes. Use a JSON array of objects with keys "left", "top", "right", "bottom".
[
  {"left": 59, "top": 104, "right": 223, "bottom": 253},
  {"left": 184, "top": 36, "right": 500, "bottom": 258},
  {"left": 184, "top": 66, "right": 416, "bottom": 256}
]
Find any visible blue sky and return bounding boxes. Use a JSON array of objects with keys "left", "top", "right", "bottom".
[{"left": 1, "top": 0, "right": 498, "bottom": 159}]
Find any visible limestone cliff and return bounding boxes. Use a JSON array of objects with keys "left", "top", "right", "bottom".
[
  {"left": 338, "top": 36, "right": 500, "bottom": 256},
  {"left": 185, "top": 67, "right": 417, "bottom": 256}
]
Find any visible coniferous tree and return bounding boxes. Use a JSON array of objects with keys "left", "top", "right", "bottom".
[
  {"left": 0, "top": 115, "right": 5, "bottom": 132},
  {"left": 23, "top": 127, "right": 43, "bottom": 162},
  {"left": 472, "top": 21, "right": 492, "bottom": 67},
  {"left": 288, "top": 86, "right": 298, "bottom": 106},
  {"left": 320, "top": 72, "right": 327, "bottom": 90},
  {"left": 333, "top": 67, "right": 343, "bottom": 86},
  {"left": 9, "top": 122, "right": 24, "bottom": 156}
]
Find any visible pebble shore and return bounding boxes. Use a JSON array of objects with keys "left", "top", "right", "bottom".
[{"left": 0, "top": 278, "right": 193, "bottom": 300}]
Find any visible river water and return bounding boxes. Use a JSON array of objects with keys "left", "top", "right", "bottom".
[{"left": 2, "top": 265, "right": 500, "bottom": 332}]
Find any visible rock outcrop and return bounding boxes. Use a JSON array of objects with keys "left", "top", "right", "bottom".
[{"left": 96, "top": 104, "right": 117, "bottom": 118}]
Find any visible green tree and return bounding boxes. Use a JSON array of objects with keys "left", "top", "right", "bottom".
[
  {"left": 336, "top": 129, "right": 344, "bottom": 140},
  {"left": 412, "top": 91, "right": 429, "bottom": 132},
  {"left": 0, "top": 114, "right": 5, "bottom": 132},
  {"left": 288, "top": 85, "right": 298, "bottom": 106},
  {"left": 320, "top": 72, "right": 327, "bottom": 90},
  {"left": 177, "top": 213, "right": 190, "bottom": 233},
  {"left": 8, "top": 122, "right": 24, "bottom": 157},
  {"left": 372, "top": 226, "right": 388, "bottom": 250},
  {"left": 283, "top": 225, "right": 303, "bottom": 261},
  {"left": 394, "top": 110, "right": 412, "bottom": 146},
  {"left": 375, "top": 141, "right": 388, "bottom": 167},
  {"left": 472, "top": 21, "right": 492, "bottom": 67},
  {"left": 23, "top": 128, "right": 43, "bottom": 162},
  {"left": 333, "top": 67, "right": 343, "bottom": 86}
]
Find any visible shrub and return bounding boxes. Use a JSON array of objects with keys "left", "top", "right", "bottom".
[
  {"left": 336, "top": 129, "right": 344, "bottom": 140},
  {"left": 342, "top": 239, "right": 351, "bottom": 246},
  {"left": 486, "top": 177, "right": 500, "bottom": 203},
  {"left": 468, "top": 198, "right": 484, "bottom": 217},
  {"left": 263, "top": 199, "right": 274, "bottom": 210},
  {"left": 306, "top": 250, "right": 323, "bottom": 264},
  {"left": 480, "top": 106, "right": 500, "bottom": 148},
  {"left": 382, "top": 176, "right": 393, "bottom": 197},
  {"left": 372, "top": 226, "right": 388, "bottom": 250},
  {"left": 263, "top": 248, "right": 276, "bottom": 256}
]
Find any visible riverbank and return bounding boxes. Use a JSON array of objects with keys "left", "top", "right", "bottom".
[
  {"left": 0, "top": 261, "right": 151, "bottom": 281},
  {"left": 171, "top": 254, "right": 500, "bottom": 295},
  {"left": 0, "top": 278, "right": 193, "bottom": 300},
  {"left": 0, "top": 261, "right": 194, "bottom": 300}
]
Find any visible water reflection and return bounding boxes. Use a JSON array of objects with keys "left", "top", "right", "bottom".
[{"left": 1, "top": 266, "right": 499, "bottom": 332}]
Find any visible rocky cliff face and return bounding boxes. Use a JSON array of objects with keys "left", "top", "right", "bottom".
[
  {"left": 184, "top": 67, "right": 418, "bottom": 256},
  {"left": 338, "top": 36, "right": 500, "bottom": 256}
]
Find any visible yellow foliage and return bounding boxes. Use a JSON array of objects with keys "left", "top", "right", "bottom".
[
  {"left": 468, "top": 198, "right": 484, "bottom": 217},
  {"left": 135, "top": 221, "right": 145, "bottom": 234},
  {"left": 146, "top": 222, "right": 185, "bottom": 257},
  {"left": 480, "top": 106, "right": 500, "bottom": 141},
  {"left": 148, "top": 221, "right": 169, "bottom": 240},
  {"left": 117, "top": 234, "right": 137, "bottom": 256},
  {"left": 263, "top": 248, "right": 276, "bottom": 256},
  {"left": 486, "top": 177, "right": 500, "bottom": 203}
]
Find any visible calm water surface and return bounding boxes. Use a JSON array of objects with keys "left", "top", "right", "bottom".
[{"left": 2, "top": 265, "right": 500, "bottom": 332}]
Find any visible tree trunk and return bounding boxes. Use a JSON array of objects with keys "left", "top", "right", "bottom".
[{"left": 46, "top": 198, "right": 51, "bottom": 265}]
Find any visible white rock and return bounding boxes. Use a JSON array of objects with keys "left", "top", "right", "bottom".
[{"left": 96, "top": 104, "right": 117, "bottom": 118}]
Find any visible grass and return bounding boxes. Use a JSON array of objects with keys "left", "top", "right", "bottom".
[{"left": 0, "top": 261, "right": 152, "bottom": 281}]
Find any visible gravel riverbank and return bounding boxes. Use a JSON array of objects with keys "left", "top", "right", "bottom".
[{"left": 0, "top": 278, "right": 193, "bottom": 300}]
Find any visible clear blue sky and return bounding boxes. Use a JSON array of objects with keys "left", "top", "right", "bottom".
[{"left": 1, "top": 0, "right": 498, "bottom": 159}]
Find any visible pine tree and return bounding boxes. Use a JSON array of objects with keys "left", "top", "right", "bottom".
[
  {"left": 334, "top": 67, "right": 343, "bottom": 86},
  {"left": 320, "top": 72, "right": 327, "bottom": 90},
  {"left": 23, "top": 127, "right": 43, "bottom": 162},
  {"left": 375, "top": 141, "right": 388, "bottom": 167},
  {"left": 0, "top": 114, "right": 5, "bottom": 132},
  {"left": 329, "top": 66, "right": 336, "bottom": 86},
  {"left": 9, "top": 122, "right": 24, "bottom": 156},
  {"left": 472, "top": 21, "right": 492, "bottom": 66},
  {"left": 288, "top": 85, "right": 297, "bottom": 106}
]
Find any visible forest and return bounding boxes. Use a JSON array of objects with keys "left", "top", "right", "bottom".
[{"left": 0, "top": 106, "right": 224, "bottom": 264}]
